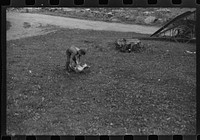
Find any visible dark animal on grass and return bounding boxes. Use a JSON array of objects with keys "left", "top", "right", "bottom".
[
  {"left": 115, "top": 38, "right": 126, "bottom": 50},
  {"left": 116, "top": 38, "right": 143, "bottom": 53},
  {"left": 66, "top": 45, "right": 86, "bottom": 72},
  {"left": 115, "top": 38, "right": 132, "bottom": 53}
]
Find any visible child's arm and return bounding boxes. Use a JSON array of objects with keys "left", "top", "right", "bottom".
[{"left": 72, "top": 55, "right": 80, "bottom": 65}]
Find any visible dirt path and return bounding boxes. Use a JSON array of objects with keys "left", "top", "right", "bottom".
[{"left": 7, "top": 12, "right": 159, "bottom": 41}]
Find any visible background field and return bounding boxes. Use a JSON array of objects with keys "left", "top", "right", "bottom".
[
  {"left": 7, "top": 27, "right": 196, "bottom": 135},
  {"left": 7, "top": 8, "right": 195, "bottom": 26}
]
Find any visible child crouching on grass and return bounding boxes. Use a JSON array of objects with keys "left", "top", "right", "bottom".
[{"left": 66, "top": 45, "right": 86, "bottom": 72}]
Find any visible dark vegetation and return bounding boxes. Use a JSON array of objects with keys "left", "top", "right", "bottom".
[{"left": 7, "top": 21, "right": 11, "bottom": 31}]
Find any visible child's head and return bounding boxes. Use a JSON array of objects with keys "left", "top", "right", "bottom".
[{"left": 79, "top": 49, "right": 86, "bottom": 56}]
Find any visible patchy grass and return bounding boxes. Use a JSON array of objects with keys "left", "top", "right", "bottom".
[
  {"left": 7, "top": 28, "right": 196, "bottom": 135},
  {"left": 23, "top": 22, "right": 31, "bottom": 28}
]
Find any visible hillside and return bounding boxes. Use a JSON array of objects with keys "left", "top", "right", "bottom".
[{"left": 7, "top": 8, "right": 195, "bottom": 27}]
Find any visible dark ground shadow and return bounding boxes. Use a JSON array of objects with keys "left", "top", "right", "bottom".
[{"left": 7, "top": 21, "right": 12, "bottom": 31}]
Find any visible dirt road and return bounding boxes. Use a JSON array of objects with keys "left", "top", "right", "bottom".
[{"left": 7, "top": 12, "right": 159, "bottom": 41}]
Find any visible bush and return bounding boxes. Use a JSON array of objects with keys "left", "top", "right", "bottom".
[{"left": 135, "top": 16, "right": 145, "bottom": 24}]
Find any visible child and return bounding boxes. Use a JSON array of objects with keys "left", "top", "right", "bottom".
[{"left": 66, "top": 45, "right": 86, "bottom": 72}]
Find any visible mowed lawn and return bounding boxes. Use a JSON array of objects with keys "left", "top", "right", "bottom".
[{"left": 7, "top": 28, "right": 196, "bottom": 135}]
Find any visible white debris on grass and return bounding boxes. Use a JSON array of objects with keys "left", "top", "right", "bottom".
[
  {"left": 185, "top": 50, "right": 196, "bottom": 54},
  {"left": 14, "top": 113, "right": 19, "bottom": 116}
]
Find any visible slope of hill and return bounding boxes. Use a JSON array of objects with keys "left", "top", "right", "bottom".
[{"left": 7, "top": 8, "right": 195, "bottom": 27}]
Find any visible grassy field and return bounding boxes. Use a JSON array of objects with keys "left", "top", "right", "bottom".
[{"left": 7, "top": 28, "right": 196, "bottom": 135}]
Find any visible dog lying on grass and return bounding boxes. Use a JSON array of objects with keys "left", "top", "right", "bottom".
[{"left": 69, "top": 63, "right": 90, "bottom": 73}]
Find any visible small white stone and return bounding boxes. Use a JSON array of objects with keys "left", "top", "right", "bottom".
[
  {"left": 166, "top": 117, "right": 170, "bottom": 120},
  {"left": 14, "top": 113, "right": 19, "bottom": 116},
  {"left": 29, "top": 70, "right": 32, "bottom": 73}
]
